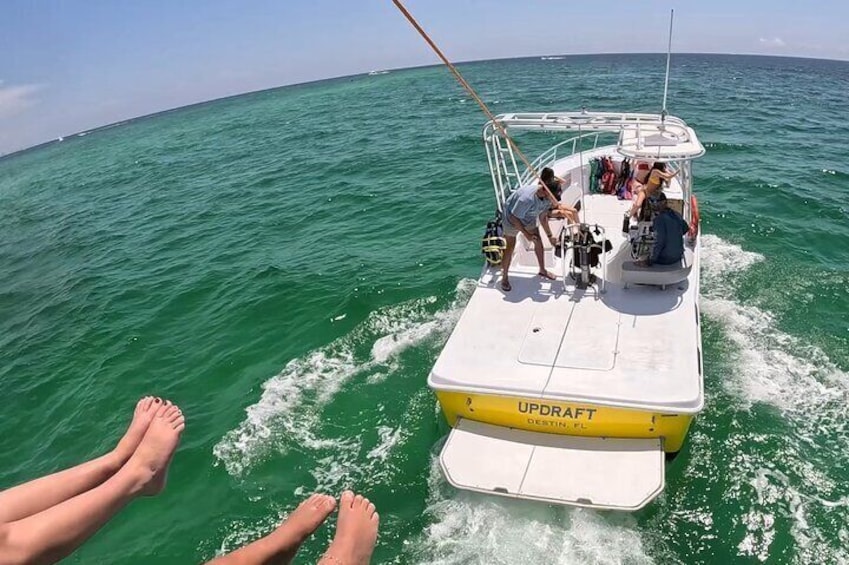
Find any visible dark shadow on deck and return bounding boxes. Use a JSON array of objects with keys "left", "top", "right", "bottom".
[{"left": 599, "top": 279, "right": 687, "bottom": 316}]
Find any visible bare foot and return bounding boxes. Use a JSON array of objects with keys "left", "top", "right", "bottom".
[
  {"left": 204, "top": 494, "right": 336, "bottom": 565},
  {"left": 276, "top": 494, "right": 336, "bottom": 541},
  {"left": 120, "top": 400, "right": 184, "bottom": 497},
  {"left": 538, "top": 270, "right": 557, "bottom": 281},
  {"left": 319, "top": 491, "right": 379, "bottom": 565},
  {"left": 113, "top": 396, "right": 162, "bottom": 463},
  {"left": 264, "top": 494, "right": 336, "bottom": 561}
]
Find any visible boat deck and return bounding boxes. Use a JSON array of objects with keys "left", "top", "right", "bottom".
[{"left": 429, "top": 193, "right": 703, "bottom": 413}]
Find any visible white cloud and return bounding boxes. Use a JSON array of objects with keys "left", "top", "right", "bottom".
[
  {"left": 0, "top": 84, "right": 44, "bottom": 119},
  {"left": 758, "top": 37, "right": 786, "bottom": 48}
]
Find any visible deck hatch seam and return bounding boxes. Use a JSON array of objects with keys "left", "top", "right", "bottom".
[
  {"left": 539, "top": 300, "right": 577, "bottom": 396},
  {"left": 517, "top": 444, "right": 538, "bottom": 495}
]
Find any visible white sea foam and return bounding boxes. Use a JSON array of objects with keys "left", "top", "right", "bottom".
[
  {"left": 700, "top": 235, "right": 848, "bottom": 417},
  {"left": 296, "top": 391, "right": 433, "bottom": 498},
  {"left": 307, "top": 438, "right": 365, "bottom": 492},
  {"left": 213, "top": 513, "right": 283, "bottom": 557},
  {"left": 733, "top": 463, "right": 849, "bottom": 564},
  {"left": 303, "top": 419, "right": 417, "bottom": 494},
  {"left": 699, "top": 233, "right": 764, "bottom": 283},
  {"left": 367, "top": 425, "right": 405, "bottom": 462},
  {"left": 371, "top": 318, "right": 437, "bottom": 364},
  {"left": 213, "top": 279, "right": 475, "bottom": 477},
  {"left": 370, "top": 305, "right": 462, "bottom": 367},
  {"left": 407, "top": 457, "right": 653, "bottom": 565},
  {"left": 699, "top": 234, "right": 847, "bottom": 412},
  {"left": 701, "top": 296, "right": 845, "bottom": 413},
  {"left": 700, "top": 235, "right": 849, "bottom": 562},
  {"left": 211, "top": 344, "right": 361, "bottom": 476},
  {"left": 702, "top": 298, "right": 849, "bottom": 563}
]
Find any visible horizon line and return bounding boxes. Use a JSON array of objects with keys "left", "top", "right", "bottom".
[{"left": 3, "top": 51, "right": 847, "bottom": 160}]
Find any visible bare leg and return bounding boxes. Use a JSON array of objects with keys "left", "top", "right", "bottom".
[
  {"left": 500, "top": 234, "right": 516, "bottom": 291},
  {"left": 532, "top": 231, "right": 555, "bottom": 280},
  {"left": 0, "top": 401, "right": 184, "bottom": 565},
  {"left": 630, "top": 188, "right": 646, "bottom": 218},
  {"left": 206, "top": 494, "right": 336, "bottom": 565},
  {"left": 0, "top": 396, "right": 161, "bottom": 523},
  {"left": 318, "top": 491, "right": 379, "bottom": 565}
]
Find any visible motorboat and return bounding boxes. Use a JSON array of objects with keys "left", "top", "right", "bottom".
[{"left": 429, "top": 111, "right": 705, "bottom": 511}]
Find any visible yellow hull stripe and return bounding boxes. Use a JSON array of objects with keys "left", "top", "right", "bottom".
[{"left": 435, "top": 391, "right": 694, "bottom": 453}]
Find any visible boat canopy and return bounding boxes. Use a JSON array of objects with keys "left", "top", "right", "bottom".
[{"left": 484, "top": 111, "right": 705, "bottom": 162}]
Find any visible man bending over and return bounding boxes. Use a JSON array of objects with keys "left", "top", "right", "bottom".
[{"left": 500, "top": 167, "right": 575, "bottom": 292}]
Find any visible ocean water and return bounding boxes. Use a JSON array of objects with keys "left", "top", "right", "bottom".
[{"left": 1, "top": 54, "right": 848, "bottom": 564}]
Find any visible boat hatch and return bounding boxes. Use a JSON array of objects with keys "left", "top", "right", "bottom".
[
  {"left": 519, "top": 300, "right": 620, "bottom": 371},
  {"left": 440, "top": 419, "right": 664, "bottom": 511}
]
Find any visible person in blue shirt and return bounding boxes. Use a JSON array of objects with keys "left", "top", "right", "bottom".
[
  {"left": 641, "top": 192, "right": 690, "bottom": 266},
  {"left": 500, "top": 167, "right": 577, "bottom": 291}
]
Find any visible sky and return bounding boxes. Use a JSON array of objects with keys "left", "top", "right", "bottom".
[{"left": 2, "top": 0, "right": 848, "bottom": 154}]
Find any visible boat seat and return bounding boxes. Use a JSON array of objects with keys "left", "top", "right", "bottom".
[{"left": 621, "top": 248, "right": 693, "bottom": 289}]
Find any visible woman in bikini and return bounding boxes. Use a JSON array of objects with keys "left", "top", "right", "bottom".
[{"left": 630, "top": 162, "right": 679, "bottom": 219}]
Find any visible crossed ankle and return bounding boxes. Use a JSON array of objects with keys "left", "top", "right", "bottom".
[
  {"left": 102, "top": 450, "right": 130, "bottom": 475},
  {"left": 116, "top": 464, "right": 154, "bottom": 497}
]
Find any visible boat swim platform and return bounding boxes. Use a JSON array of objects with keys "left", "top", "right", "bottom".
[
  {"left": 428, "top": 194, "right": 704, "bottom": 415},
  {"left": 440, "top": 419, "right": 664, "bottom": 511}
]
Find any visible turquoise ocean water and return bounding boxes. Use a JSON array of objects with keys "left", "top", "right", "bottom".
[{"left": 1, "top": 54, "right": 849, "bottom": 564}]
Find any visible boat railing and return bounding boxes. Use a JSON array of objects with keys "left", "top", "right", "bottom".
[
  {"left": 484, "top": 129, "right": 611, "bottom": 212},
  {"left": 517, "top": 133, "right": 604, "bottom": 187},
  {"left": 483, "top": 112, "right": 702, "bottom": 213}
]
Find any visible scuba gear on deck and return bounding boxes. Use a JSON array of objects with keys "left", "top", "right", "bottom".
[
  {"left": 481, "top": 212, "right": 507, "bottom": 266},
  {"left": 556, "top": 223, "right": 613, "bottom": 290}
]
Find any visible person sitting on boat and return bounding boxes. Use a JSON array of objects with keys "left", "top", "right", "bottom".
[
  {"left": 499, "top": 167, "right": 573, "bottom": 292},
  {"left": 638, "top": 192, "right": 690, "bottom": 267},
  {"left": 629, "top": 162, "right": 679, "bottom": 219}
]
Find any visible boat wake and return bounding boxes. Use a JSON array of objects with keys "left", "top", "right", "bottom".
[
  {"left": 212, "top": 236, "right": 847, "bottom": 563},
  {"left": 702, "top": 234, "right": 849, "bottom": 434},
  {"left": 405, "top": 456, "right": 653, "bottom": 565},
  {"left": 410, "top": 235, "right": 849, "bottom": 564},
  {"left": 699, "top": 234, "right": 849, "bottom": 563},
  {"left": 212, "top": 279, "right": 476, "bottom": 477}
]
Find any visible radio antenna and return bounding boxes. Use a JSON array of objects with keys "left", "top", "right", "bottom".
[{"left": 661, "top": 9, "right": 675, "bottom": 123}]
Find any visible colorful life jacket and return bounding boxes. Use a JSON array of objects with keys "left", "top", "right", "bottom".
[
  {"left": 589, "top": 158, "right": 600, "bottom": 193},
  {"left": 600, "top": 156, "right": 617, "bottom": 195}
]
